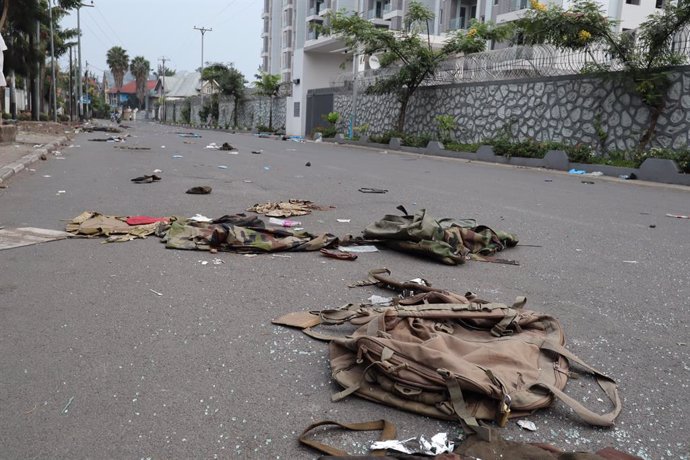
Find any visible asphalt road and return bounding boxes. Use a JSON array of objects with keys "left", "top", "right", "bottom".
[{"left": 1, "top": 121, "right": 688, "bottom": 459}]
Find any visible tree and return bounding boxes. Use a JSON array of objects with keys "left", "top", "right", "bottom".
[
  {"left": 253, "top": 71, "right": 281, "bottom": 130},
  {"left": 154, "top": 66, "right": 176, "bottom": 77},
  {"left": 129, "top": 56, "right": 150, "bottom": 109},
  {"left": 517, "top": 0, "right": 690, "bottom": 150},
  {"left": 3, "top": 0, "right": 80, "bottom": 117},
  {"left": 324, "top": 1, "right": 510, "bottom": 133},
  {"left": 106, "top": 46, "right": 129, "bottom": 89},
  {"left": 202, "top": 63, "right": 247, "bottom": 127}
]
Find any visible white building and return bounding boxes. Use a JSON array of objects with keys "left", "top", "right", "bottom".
[{"left": 261, "top": 0, "right": 670, "bottom": 136}]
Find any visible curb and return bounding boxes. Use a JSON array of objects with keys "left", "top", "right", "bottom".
[{"left": 0, "top": 137, "right": 69, "bottom": 185}]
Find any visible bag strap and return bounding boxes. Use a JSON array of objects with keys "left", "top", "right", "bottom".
[
  {"left": 533, "top": 340, "right": 622, "bottom": 426},
  {"left": 298, "top": 419, "right": 397, "bottom": 457}
]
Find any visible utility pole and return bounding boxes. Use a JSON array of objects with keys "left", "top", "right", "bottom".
[
  {"left": 158, "top": 56, "right": 169, "bottom": 121},
  {"left": 49, "top": 0, "right": 57, "bottom": 122},
  {"left": 193, "top": 26, "right": 212, "bottom": 115},
  {"left": 77, "top": 1, "right": 95, "bottom": 120},
  {"left": 69, "top": 46, "right": 74, "bottom": 121},
  {"left": 32, "top": 0, "right": 40, "bottom": 120}
]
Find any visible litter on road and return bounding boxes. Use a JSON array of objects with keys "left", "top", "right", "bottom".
[
  {"left": 338, "top": 245, "right": 378, "bottom": 253},
  {"left": 0, "top": 227, "right": 72, "bottom": 250},
  {"left": 517, "top": 420, "right": 538, "bottom": 431},
  {"left": 666, "top": 213, "right": 690, "bottom": 219},
  {"left": 186, "top": 186, "right": 212, "bottom": 195},
  {"left": 248, "top": 199, "right": 330, "bottom": 217},
  {"left": 320, "top": 248, "right": 358, "bottom": 261},
  {"left": 131, "top": 174, "right": 161, "bottom": 184},
  {"left": 359, "top": 187, "right": 388, "bottom": 193},
  {"left": 268, "top": 217, "right": 301, "bottom": 227}
]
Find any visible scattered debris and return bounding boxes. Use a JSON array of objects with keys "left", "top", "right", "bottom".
[
  {"left": 305, "top": 161, "right": 311, "bottom": 167},
  {"left": 131, "top": 175, "right": 161, "bottom": 184},
  {"left": 338, "top": 245, "right": 379, "bottom": 253},
  {"left": 114, "top": 145, "right": 151, "bottom": 150},
  {"left": 544, "top": 179, "right": 553, "bottom": 182},
  {"left": 243, "top": 180, "right": 253, "bottom": 183},
  {"left": 268, "top": 217, "right": 301, "bottom": 227},
  {"left": 649, "top": 224, "right": 656, "bottom": 228},
  {"left": 40, "top": 153, "right": 47, "bottom": 160},
  {"left": 371, "top": 432, "right": 454, "bottom": 456},
  {"left": 623, "top": 260, "right": 639, "bottom": 264},
  {"left": 568, "top": 169, "right": 586, "bottom": 175},
  {"left": 61, "top": 396, "right": 75, "bottom": 415},
  {"left": 42, "top": 175, "right": 51, "bottom": 178},
  {"left": 65, "top": 211, "right": 164, "bottom": 242},
  {"left": 217, "top": 165, "right": 228, "bottom": 169},
  {"left": 368, "top": 295, "right": 392, "bottom": 305},
  {"left": 56, "top": 190, "right": 66, "bottom": 195},
  {"left": 517, "top": 420, "right": 537, "bottom": 431},
  {"left": 248, "top": 199, "right": 329, "bottom": 217},
  {"left": 153, "top": 169, "right": 162, "bottom": 174},
  {"left": 618, "top": 173, "right": 637, "bottom": 180},
  {"left": 177, "top": 132, "right": 202, "bottom": 138},
  {"left": 186, "top": 186, "right": 212, "bottom": 195},
  {"left": 0, "top": 227, "right": 72, "bottom": 251},
  {"left": 172, "top": 154, "right": 183, "bottom": 159},
  {"left": 149, "top": 289, "right": 163, "bottom": 296},
  {"left": 320, "top": 248, "right": 358, "bottom": 261},
  {"left": 337, "top": 219, "right": 351, "bottom": 223},
  {"left": 205, "top": 142, "right": 220, "bottom": 150},
  {"left": 251, "top": 149, "right": 263, "bottom": 154},
  {"left": 359, "top": 187, "right": 388, "bottom": 194},
  {"left": 666, "top": 213, "right": 690, "bottom": 219},
  {"left": 581, "top": 180, "right": 595, "bottom": 184},
  {"left": 189, "top": 214, "right": 212, "bottom": 223},
  {"left": 263, "top": 166, "right": 270, "bottom": 170},
  {"left": 212, "top": 258, "right": 223, "bottom": 265},
  {"left": 219, "top": 142, "right": 236, "bottom": 151}
]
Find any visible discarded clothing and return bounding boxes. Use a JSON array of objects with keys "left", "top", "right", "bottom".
[
  {"left": 131, "top": 174, "right": 161, "bottom": 183},
  {"left": 362, "top": 207, "right": 518, "bottom": 265},
  {"left": 66, "top": 211, "right": 164, "bottom": 242},
  {"left": 247, "top": 199, "right": 330, "bottom": 217},
  {"left": 160, "top": 215, "right": 337, "bottom": 253},
  {"left": 126, "top": 216, "right": 169, "bottom": 226},
  {"left": 320, "top": 248, "right": 357, "bottom": 261},
  {"left": 219, "top": 142, "right": 235, "bottom": 151},
  {"left": 177, "top": 132, "right": 202, "bottom": 138},
  {"left": 186, "top": 186, "right": 212, "bottom": 195},
  {"left": 0, "top": 227, "right": 72, "bottom": 250}
]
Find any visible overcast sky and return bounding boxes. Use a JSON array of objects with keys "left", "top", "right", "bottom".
[{"left": 60, "top": 0, "right": 262, "bottom": 81}]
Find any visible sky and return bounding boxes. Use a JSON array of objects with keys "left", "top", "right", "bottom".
[{"left": 60, "top": 0, "right": 263, "bottom": 81}]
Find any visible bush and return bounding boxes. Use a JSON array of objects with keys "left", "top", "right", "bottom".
[
  {"left": 445, "top": 141, "right": 481, "bottom": 152},
  {"left": 402, "top": 133, "right": 432, "bottom": 148},
  {"left": 313, "top": 125, "right": 337, "bottom": 138},
  {"left": 369, "top": 130, "right": 404, "bottom": 145},
  {"left": 634, "top": 148, "right": 690, "bottom": 173},
  {"left": 256, "top": 124, "right": 276, "bottom": 133},
  {"left": 18, "top": 112, "right": 31, "bottom": 121},
  {"left": 484, "top": 138, "right": 595, "bottom": 162}
]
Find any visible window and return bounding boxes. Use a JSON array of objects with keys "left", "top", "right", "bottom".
[
  {"left": 625, "top": 0, "right": 640, "bottom": 5},
  {"left": 294, "top": 102, "right": 300, "bottom": 117},
  {"left": 656, "top": 0, "right": 664, "bottom": 7},
  {"left": 494, "top": 0, "right": 498, "bottom": 5}
]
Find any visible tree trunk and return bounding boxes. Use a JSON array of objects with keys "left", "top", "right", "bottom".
[
  {"left": 233, "top": 96, "right": 239, "bottom": 128},
  {"left": 396, "top": 95, "right": 409, "bottom": 133},
  {"left": 638, "top": 102, "right": 664, "bottom": 151}
]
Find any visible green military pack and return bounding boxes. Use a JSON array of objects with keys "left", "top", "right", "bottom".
[{"left": 362, "top": 207, "right": 518, "bottom": 265}]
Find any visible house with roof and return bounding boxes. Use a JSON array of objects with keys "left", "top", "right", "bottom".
[{"left": 107, "top": 79, "right": 158, "bottom": 111}]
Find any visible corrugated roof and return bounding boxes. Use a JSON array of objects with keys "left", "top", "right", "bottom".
[
  {"left": 161, "top": 71, "right": 201, "bottom": 98},
  {"left": 108, "top": 79, "right": 158, "bottom": 94}
]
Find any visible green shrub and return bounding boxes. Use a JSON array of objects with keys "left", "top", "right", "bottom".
[
  {"left": 369, "top": 130, "right": 404, "bottom": 144},
  {"left": 314, "top": 125, "right": 337, "bottom": 138},
  {"left": 402, "top": 133, "right": 432, "bottom": 148},
  {"left": 445, "top": 141, "right": 481, "bottom": 152},
  {"left": 634, "top": 148, "right": 690, "bottom": 173}
]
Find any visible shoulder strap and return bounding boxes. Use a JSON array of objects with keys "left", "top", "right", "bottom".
[
  {"left": 298, "top": 419, "right": 397, "bottom": 457},
  {"left": 533, "top": 340, "right": 622, "bottom": 426}
]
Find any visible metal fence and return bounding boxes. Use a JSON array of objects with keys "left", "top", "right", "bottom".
[{"left": 332, "top": 26, "right": 690, "bottom": 88}]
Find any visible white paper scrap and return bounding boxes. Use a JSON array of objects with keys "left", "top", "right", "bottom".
[{"left": 338, "top": 245, "right": 378, "bottom": 253}]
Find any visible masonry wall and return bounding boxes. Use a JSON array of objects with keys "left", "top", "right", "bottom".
[
  {"left": 332, "top": 66, "right": 690, "bottom": 151},
  {"left": 163, "top": 94, "right": 287, "bottom": 131}
]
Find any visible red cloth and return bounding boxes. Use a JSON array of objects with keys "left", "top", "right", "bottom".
[{"left": 126, "top": 216, "right": 169, "bottom": 226}]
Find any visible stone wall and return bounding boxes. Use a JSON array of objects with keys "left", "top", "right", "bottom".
[
  {"left": 331, "top": 66, "right": 690, "bottom": 152},
  {"left": 163, "top": 94, "right": 286, "bottom": 131}
]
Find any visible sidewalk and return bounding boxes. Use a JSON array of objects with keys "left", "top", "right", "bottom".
[{"left": 0, "top": 127, "right": 72, "bottom": 186}]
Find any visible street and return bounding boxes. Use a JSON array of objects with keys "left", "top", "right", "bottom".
[{"left": 1, "top": 121, "right": 689, "bottom": 459}]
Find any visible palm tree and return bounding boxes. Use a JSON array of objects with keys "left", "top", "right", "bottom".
[
  {"left": 106, "top": 46, "right": 129, "bottom": 89},
  {"left": 130, "top": 56, "right": 150, "bottom": 109},
  {"left": 253, "top": 72, "right": 281, "bottom": 131}
]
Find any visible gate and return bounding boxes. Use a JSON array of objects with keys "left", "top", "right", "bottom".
[{"left": 305, "top": 91, "right": 334, "bottom": 138}]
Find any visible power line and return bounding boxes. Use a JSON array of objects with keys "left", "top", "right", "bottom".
[
  {"left": 94, "top": 6, "right": 128, "bottom": 49},
  {"left": 84, "top": 8, "right": 122, "bottom": 48}
]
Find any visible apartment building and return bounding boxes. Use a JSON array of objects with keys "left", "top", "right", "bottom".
[{"left": 260, "top": 0, "right": 666, "bottom": 136}]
